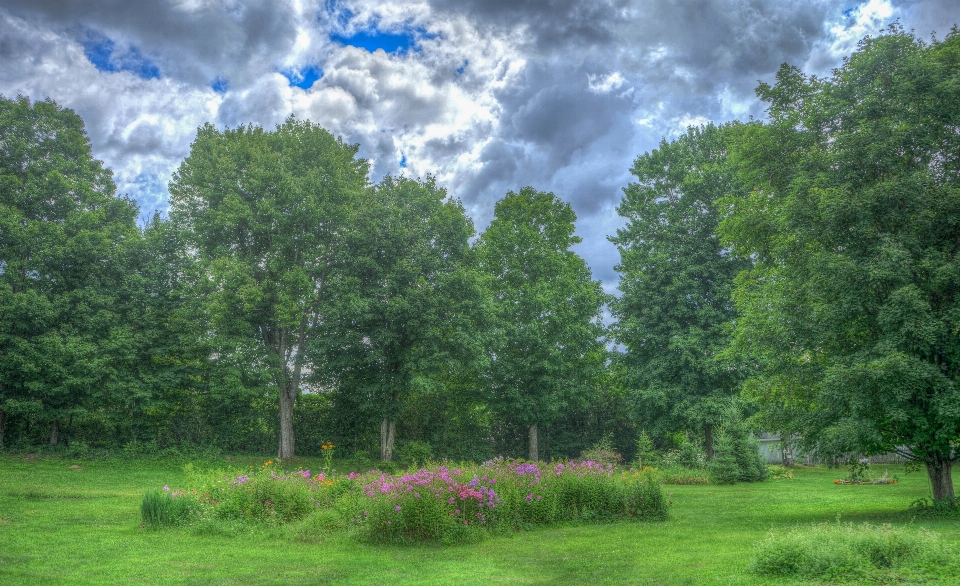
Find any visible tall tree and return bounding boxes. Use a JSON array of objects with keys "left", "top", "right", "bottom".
[
  {"left": 169, "top": 118, "right": 369, "bottom": 459},
  {"left": 312, "top": 176, "right": 489, "bottom": 462},
  {"left": 720, "top": 28, "right": 960, "bottom": 500},
  {"left": 610, "top": 124, "right": 751, "bottom": 456},
  {"left": 0, "top": 96, "right": 140, "bottom": 446},
  {"left": 476, "top": 188, "right": 607, "bottom": 461}
]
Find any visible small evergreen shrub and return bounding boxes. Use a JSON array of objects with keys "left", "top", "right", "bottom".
[
  {"left": 635, "top": 430, "right": 658, "bottom": 468},
  {"left": 707, "top": 434, "right": 740, "bottom": 485}
]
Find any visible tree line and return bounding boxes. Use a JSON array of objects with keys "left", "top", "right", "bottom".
[{"left": 2, "top": 28, "right": 958, "bottom": 500}]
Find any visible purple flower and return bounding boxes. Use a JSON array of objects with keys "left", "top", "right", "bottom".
[
  {"left": 395, "top": 505, "right": 402, "bottom": 511},
  {"left": 162, "top": 485, "right": 170, "bottom": 492},
  {"left": 449, "top": 497, "right": 455, "bottom": 504}
]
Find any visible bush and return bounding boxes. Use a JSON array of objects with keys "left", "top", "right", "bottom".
[
  {"left": 635, "top": 430, "right": 658, "bottom": 468},
  {"left": 396, "top": 440, "right": 434, "bottom": 467},
  {"left": 752, "top": 522, "right": 953, "bottom": 581},
  {"left": 579, "top": 434, "right": 623, "bottom": 467},
  {"left": 707, "top": 434, "right": 739, "bottom": 485}
]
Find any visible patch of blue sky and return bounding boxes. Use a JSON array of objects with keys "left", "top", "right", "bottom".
[
  {"left": 211, "top": 77, "right": 229, "bottom": 94},
  {"left": 282, "top": 65, "right": 323, "bottom": 89},
  {"left": 456, "top": 60, "right": 468, "bottom": 76},
  {"left": 842, "top": 7, "right": 855, "bottom": 17},
  {"left": 332, "top": 27, "right": 435, "bottom": 55},
  {"left": 82, "top": 30, "right": 160, "bottom": 80},
  {"left": 399, "top": 154, "right": 407, "bottom": 168}
]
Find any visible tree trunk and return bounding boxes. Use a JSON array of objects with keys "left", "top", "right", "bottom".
[
  {"left": 528, "top": 423, "right": 539, "bottom": 462},
  {"left": 49, "top": 420, "right": 59, "bottom": 446},
  {"left": 704, "top": 422, "right": 714, "bottom": 460},
  {"left": 380, "top": 417, "right": 396, "bottom": 462},
  {"left": 277, "top": 384, "right": 295, "bottom": 460},
  {"left": 926, "top": 452, "right": 955, "bottom": 502}
]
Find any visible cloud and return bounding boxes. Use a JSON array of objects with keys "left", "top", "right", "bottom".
[{"left": 1, "top": 0, "right": 956, "bottom": 286}]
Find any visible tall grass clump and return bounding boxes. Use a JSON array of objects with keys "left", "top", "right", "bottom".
[
  {"left": 751, "top": 522, "right": 955, "bottom": 581},
  {"left": 140, "top": 489, "right": 200, "bottom": 526}
]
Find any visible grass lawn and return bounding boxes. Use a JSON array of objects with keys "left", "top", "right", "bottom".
[{"left": 1, "top": 455, "right": 958, "bottom": 585}]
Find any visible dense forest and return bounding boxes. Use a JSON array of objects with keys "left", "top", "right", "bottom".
[{"left": 2, "top": 29, "right": 959, "bottom": 499}]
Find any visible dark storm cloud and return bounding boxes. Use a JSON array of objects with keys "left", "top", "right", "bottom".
[
  {"left": 617, "top": 0, "right": 832, "bottom": 98},
  {"left": 498, "top": 63, "right": 632, "bottom": 160},
  {"left": 429, "top": 0, "right": 624, "bottom": 51}
]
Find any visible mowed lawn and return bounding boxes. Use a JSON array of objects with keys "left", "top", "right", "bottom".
[{"left": 1, "top": 456, "right": 958, "bottom": 585}]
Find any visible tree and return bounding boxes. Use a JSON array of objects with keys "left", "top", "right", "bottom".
[
  {"left": 719, "top": 28, "right": 960, "bottom": 501},
  {"left": 312, "top": 176, "right": 489, "bottom": 462},
  {"left": 0, "top": 96, "right": 140, "bottom": 446},
  {"left": 476, "top": 187, "right": 607, "bottom": 461},
  {"left": 168, "top": 118, "right": 369, "bottom": 459},
  {"left": 610, "top": 124, "right": 751, "bottom": 456}
]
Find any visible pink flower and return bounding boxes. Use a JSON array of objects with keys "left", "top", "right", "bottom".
[
  {"left": 162, "top": 485, "right": 170, "bottom": 492},
  {"left": 395, "top": 505, "right": 402, "bottom": 511}
]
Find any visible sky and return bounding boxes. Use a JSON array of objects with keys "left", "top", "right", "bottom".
[{"left": 0, "top": 0, "right": 956, "bottom": 296}]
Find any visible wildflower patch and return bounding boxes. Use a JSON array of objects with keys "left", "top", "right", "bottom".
[{"left": 143, "top": 458, "right": 668, "bottom": 544}]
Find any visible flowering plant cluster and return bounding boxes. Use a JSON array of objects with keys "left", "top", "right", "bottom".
[{"left": 142, "top": 457, "right": 667, "bottom": 543}]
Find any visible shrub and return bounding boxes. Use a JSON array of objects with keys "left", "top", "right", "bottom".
[
  {"left": 707, "top": 434, "right": 739, "bottom": 485},
  {"left": 751, "top": 522, "right": 953, "bottom": 581},
  {"left": 396, "top": 440, "right": 434, "bottom": 467},
  {"left": 635, "top": 430, "right": 658, "bottom": 468},
  {"left": 579, "top": 434, "right": 623, "bottom": 467}
]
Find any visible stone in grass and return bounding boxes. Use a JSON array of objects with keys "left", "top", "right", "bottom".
[{"left": 69, "top": 465, "right": 83, "bottom": 470}]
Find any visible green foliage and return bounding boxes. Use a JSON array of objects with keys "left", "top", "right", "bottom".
[
  {"left": 908, "top": 496, "right": 960, "bottom": 518},
  {"left": 579, "top": 433, "right": 623, "bottom": 466},
  {"left": 476, "top": 188, "right": 608, "bottom": 460},
  {"left": 140, "top": 490, "right": 200, "bottom": 526},
  {"left": 396, "top": 440, "right": 434, "bottom": 467},
  {"left": 635, "top": 430, "right": 658, "bottom": 468},
  {"left": 611, "top": 123, "right": 751, "bottom": 443},
  {"left": 719, "top": 27, "right": 960, "bottom": 500},
  {"left": 705, "top": 403, "right": 768, "bottom": 484},
  {"left": 751, "top": 522, "right": 953, "bottom": 581},
  {"left": 707, "top": 434, "right": 740, "bottom": 485},
  {"left": 311, "top": 175, "right": 490, "bottom": 462},
  {"left": 169, "top": 118, "right": 370, "bottom": 459},
  {"left": 0, "top": 96, "right": 140, "bottom": 446}
]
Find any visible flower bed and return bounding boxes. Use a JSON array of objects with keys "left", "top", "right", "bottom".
[{"left": 142, "top": 458, "right": 668, "bottom": 543}]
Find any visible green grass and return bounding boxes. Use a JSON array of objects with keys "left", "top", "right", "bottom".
[{"left": 1, "top": 456, "right": 958, "bottom": 585}]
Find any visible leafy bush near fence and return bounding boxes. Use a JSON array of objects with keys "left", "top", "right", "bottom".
[{"left": 142, "top": 458, "right": 668, "bottom": 543}]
